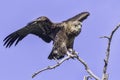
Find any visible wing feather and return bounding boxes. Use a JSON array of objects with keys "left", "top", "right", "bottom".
[
  {"left": 3, "top": 17, "right": 60, "bottom": 48},
  {"left": 3, "top": 27, "right": 29, "bottom": 47},
  {"left": 65, "top": 12, "right": 90, "bottom": 22}
]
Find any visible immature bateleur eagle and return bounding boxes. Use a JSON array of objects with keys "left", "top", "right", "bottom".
[{"left": 3, "top": 12, "right": 90, "bottom": 60}]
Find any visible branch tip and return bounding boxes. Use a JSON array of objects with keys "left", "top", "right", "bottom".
[{"left": 100, "top": 36, "right": 110, "bottom": 39}]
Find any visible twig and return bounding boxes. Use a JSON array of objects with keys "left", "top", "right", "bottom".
[
  {"left": 32, "top": 50, "right": 100, "bottom": 80},
  {"left": 102, "top": 23, "right": 120, "bottom": 80},
  {"left": 32, "top": 53, "right": 76, "bottom": 78}
]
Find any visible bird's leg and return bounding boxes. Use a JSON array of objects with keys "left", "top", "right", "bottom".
[
  {"left": 67, "top": 48, "right": 79, "bottom": 58},
  {"left": 68, "top": 48, "right": 73, "bottom": 53},
  {"left": 66, "top": 48, "right": 75, "bottom": 58},
  {"left": 53, "top": 57, "right": 60, "bottom": 64},
  {"left": 68, "top": 48, "right": 79, "bottom": 55}
]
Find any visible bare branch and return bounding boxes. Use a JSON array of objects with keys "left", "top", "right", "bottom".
[
  {"left": 100, "top": 36, "right": 110, "bottom": 39},
  {"left": 32, "top": 50, "right": 100, "bottom": 80},
  {"left": 32, "top": 52, "right": 76, "bottom": 78},
  {"left": 102, "top": 23, "right": 120, "bottom": 80}
]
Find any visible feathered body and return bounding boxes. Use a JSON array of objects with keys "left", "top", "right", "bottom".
[{"left": 3, "top": 12, "right": 89, "bottom": 60}]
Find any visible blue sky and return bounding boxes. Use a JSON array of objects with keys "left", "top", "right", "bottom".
[{"left": 0, "top": 0, "right": 120, "bottom": 80}]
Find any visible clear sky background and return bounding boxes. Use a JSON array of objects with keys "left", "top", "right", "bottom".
[{"left": 0, "top": 0, "right": 120, "bottom": 80}]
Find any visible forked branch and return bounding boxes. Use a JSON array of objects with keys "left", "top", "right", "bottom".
[
  {"left": 101, "top": 23, "right": 120, "bottom": 80},
  {"left": 32, "top": 50, "right": 100, "bottom": 80}
]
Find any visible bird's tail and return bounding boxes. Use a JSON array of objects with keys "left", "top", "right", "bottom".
[{"left": 48, "top": 50, "right": 64, "bottom": 60}]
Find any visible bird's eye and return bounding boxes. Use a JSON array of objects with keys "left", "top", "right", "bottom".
[{"left": 75, "top": 25, "right": 78, "bottom": 27}]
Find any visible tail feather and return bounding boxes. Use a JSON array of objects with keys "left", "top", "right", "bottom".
[{"left": 48, "top": 50, "right": 64, "bottom": 60}]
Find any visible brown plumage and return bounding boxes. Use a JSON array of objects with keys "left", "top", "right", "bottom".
[{"left": 3, "top": 12, "right": 90, "bottom": 60}]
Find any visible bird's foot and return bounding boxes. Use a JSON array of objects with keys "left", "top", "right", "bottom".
[
  {"left": 68, "top": 48, "right": 73, "bottom": 53},
  {"left": 68, "top": 48, "right": 79, "bottom": 55},
  {"left": 67, "top": 49, "right": 76, "bottom": 58}
]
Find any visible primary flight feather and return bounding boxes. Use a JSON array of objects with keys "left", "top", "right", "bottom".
[{"left": 3, "top": 12, "right": 90, "bottom": 60}]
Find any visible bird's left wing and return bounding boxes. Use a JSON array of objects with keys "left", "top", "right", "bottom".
[{"left": 65, "top": 12, "right": 90, "bottom": 22}]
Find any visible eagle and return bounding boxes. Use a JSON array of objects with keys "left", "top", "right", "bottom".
[{"left": 3, "top": 12, "right": 89, "bottom": 60}]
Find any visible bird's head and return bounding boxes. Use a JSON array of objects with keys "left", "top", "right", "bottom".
[
  {"left": 70, "top": 21, "right": 82, "bottom": 36},
  {"left": 65, "top": 21, "right": 82, "bottom": 36},
  {"left": 64, "top": 12, "right": 89, "bottom": 36}
]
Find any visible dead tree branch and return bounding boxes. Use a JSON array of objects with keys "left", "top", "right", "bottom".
[
  {"left": 32, "top": 55, "right": 75, "bottom": 78},
  {"left": 32, "top": 50, "right": 100, "bottom": 80},
  {"left": 101, "top": 24, "right": 120, "bottom": 80}
]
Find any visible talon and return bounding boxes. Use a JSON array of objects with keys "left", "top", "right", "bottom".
[
  {"left": 68, "top": 48, "right": 73, "bottom": 53},
  {"left": 66, "top": 51, "right": 74, "bottom": 58}
]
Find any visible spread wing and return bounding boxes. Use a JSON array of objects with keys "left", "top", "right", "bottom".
[
  {"left": 65, "top": 12, "right": 90, "bottom": 22},
  {"left": 3, "top": 17, "right": 60, "bottom": 48}
]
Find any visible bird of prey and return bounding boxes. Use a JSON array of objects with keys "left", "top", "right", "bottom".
[{"left": 3, "top": 12, "right": 90, "bottom": 60}]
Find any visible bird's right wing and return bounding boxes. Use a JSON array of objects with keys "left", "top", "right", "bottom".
[
  {"left": 3, "top": 27, "right": 30, "bottom": 48},
  {"left": 3, "top": 17, "right": 60, "bottom": 48}
]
